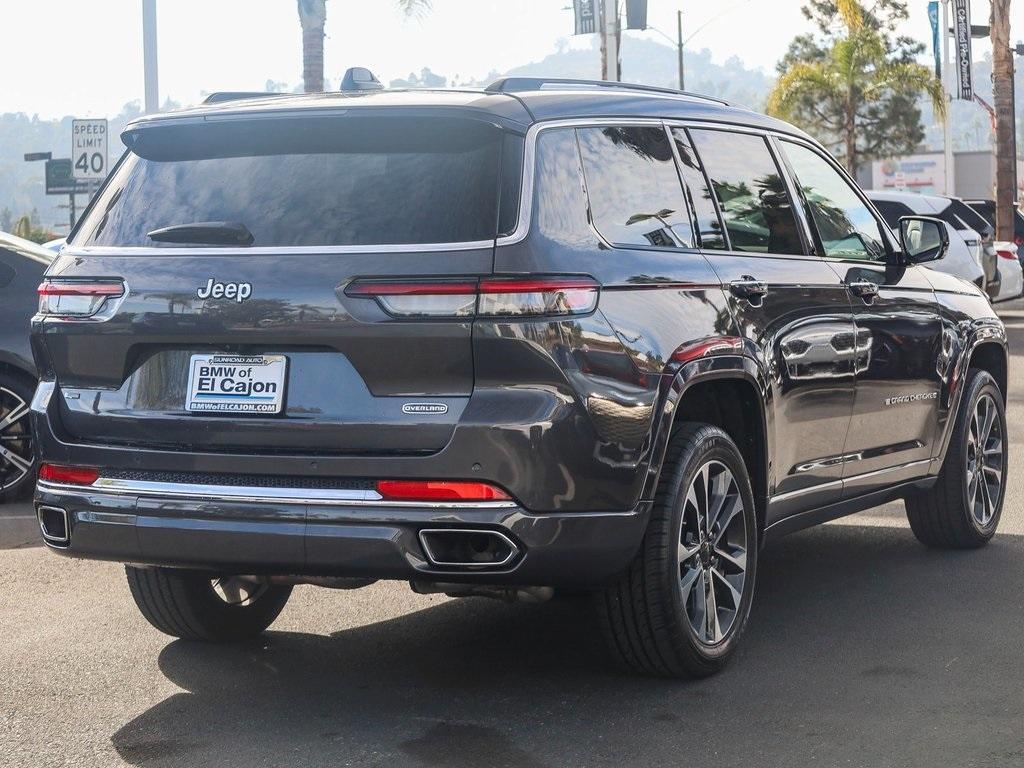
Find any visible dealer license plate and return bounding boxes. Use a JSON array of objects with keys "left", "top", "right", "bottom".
[{"left": 186, "top": 354, "right": 287, "bottom": 414}]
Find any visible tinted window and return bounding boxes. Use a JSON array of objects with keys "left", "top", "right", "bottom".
[
  {"left": 0, "top": 259, "right": 13, "bottom": 289},
  {"left": 671, "top": 128, "right": 726, "bottom": 249},
  {"left": 498, "top": 133, "right": 525, "bottom": 236},
  {"left": 689, "top": 130, "right": 804, "bottom": 255},
  {"left": 532, "top": 128, "right": 593, "bottom": 248},
  {"left": 74, "top": 116, "right": 503, "bottom": 248},
  {"left": 935, "top": 199, "right": 993, "bottom": 239},
  {"left": 871, "top": 199, "right": 915, "bottom": 230},
  {"left": 577, "top": 126, "right": 694, "bottom": 248},
  {"left": 781, "top": 141, "right": 886, "bottom": 261}
]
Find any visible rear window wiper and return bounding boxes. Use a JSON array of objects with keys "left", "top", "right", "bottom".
[{"left": 147, "top": 221, "right": 254, "bottom": 246}]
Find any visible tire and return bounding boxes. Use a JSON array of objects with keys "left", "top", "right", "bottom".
[
  {"left": 905, "top": 368, "right": 1007, "bottom": 548},
  {"left": 595, "top": 423, "right": 758, "bottom": 677},
  {"left": 0, "top": 373, "right": 37, "bottom": 503},
  {"left": 125, "top": 566, "right": 292, "bottom": 642}
]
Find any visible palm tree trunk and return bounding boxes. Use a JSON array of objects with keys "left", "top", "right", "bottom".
[
  {"left": 844, "top": 102, "right": 858, "bottom": 176},
  {"left": 298, "top": 0, "right": 326, "bottom": 93},
  {"left": 991, "top": 0, "right": 1015, "bottom": 241}
]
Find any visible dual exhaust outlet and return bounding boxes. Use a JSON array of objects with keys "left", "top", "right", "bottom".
[{"left": 34, "top": 505, "right": 520, "bottom": 570}]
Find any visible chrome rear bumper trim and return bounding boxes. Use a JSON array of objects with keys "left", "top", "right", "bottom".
[{"left": 37, "top": 479, "right": 519, "bottom": 509}]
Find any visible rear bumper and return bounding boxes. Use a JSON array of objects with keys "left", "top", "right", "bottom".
[{"left": 34, "top": 480, "right": 649, "bottom": 587}]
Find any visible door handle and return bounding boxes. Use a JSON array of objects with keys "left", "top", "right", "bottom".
[
  {"left": 729, "top": 276, "right": 769, "bottom": 302},
  {"left": 847, "top": 280, "right": 879, "bottom": 302}
]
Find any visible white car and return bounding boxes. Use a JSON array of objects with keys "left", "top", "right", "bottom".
[
  {"left": 867, "top": 191, "right": 990, "bottom": 292},
  {"left": 993, "top": 241, "right": 1023, "bottom": 302}
]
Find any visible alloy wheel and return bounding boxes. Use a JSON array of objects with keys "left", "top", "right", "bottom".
[
  {"left": 678, "top": 460, "right": 749, "bottom": 646},
  {"left": 966, "top": 392, "right": 1003, "bottom": 528},
  {"left": 211, "top": 577, "right": 269, "bottom": 607},
  {"left": 0, "top": 386, "right": 33, "bottom": 493}
]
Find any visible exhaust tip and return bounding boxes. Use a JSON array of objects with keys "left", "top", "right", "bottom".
[
  {"left": 37, "top": 506, "right": 70, "bottom": 547},
  {"left": 418, "top": 528, "right": 519, "bottom": 569}
]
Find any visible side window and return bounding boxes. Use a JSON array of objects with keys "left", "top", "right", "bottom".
[
  {"left": 780, "top": 141, "right": 886, "bottom": 261},
  {"left": 532, "top": 128, "right": 593, "bottom": 248},
  {"left": 689, "top": 129, "right": 805, "bottom": 255},
  {"left": 871, "top": 200, "right": 915, "bottom": 231},
  {"left": 576, "top": 126, "right": 695, "bottom": 248},
  {"left": 670, "top": 128, "right": 726, "bottom": 249}
]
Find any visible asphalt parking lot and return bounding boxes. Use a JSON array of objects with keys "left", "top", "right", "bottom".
[{"left": 3, "top": 300, "right": 1024, "bottom": 768}]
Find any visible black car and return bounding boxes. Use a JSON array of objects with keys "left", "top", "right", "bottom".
[
  {"left": 965, "top": 198, "right": 1024, "bottom": 252},
  {"left": 0, "top": 232, "right": 53, "bottom": 501},
  {"left": 30, "top": 78, "right": 1008, "bottom": 677}
]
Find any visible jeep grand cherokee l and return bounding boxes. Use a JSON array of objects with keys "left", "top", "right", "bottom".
[{"left": 31, "top": 78, "right": 1008, "bottom": 678}]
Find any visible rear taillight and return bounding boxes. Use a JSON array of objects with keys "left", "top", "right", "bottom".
[
  {"left": 345, "top": 276, "right": 599, "bottom": 319},
  {"left": 37, "top": 280, "right": 124, "bottom": 318},
  {"left": 998, "top": 248, "right": 1018, "bottom": 261},
  {"left": 376, "top": 480, "right": 512, "bottom": 502},
  {"left": 39, "top": 463, "right": 100, "bottom": 486},
  {"left": 1014, "top": 235, "right": 1023, "bottom": 247}
]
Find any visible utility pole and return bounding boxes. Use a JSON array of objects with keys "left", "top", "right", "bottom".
[
  {"left": 677, "top": 10, "right": 685, "bottom": 90},
  {"left": 601, "top": 0, "right": 619, "bottom": 81},
  {"left": 941, "top": 0, "right": 956, "bottom": 196},
  {"left": 142, "top": 0, "right": 159, "bottom": 113}
]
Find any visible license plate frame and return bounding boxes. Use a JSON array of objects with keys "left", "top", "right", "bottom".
[{"left": 185, "top": 354, "right": 288, "bottom": 415}]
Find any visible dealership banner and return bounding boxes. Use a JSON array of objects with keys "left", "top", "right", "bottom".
[
  {"left": 927, "top": 1, "right": 941, "bottom": 80},
  {"left": 573, "top": 0, "right": 597, "bottom": 35},
  {"left": 952, "top": 0, "right": 974, "bottom": 100}
]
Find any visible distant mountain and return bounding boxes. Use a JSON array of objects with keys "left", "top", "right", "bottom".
[
  {"left": 497, "top": 36, "right": 774, "bottom": 111},
  {"left": 1, "top": 40, "right": 1020, "bottom": 233}
]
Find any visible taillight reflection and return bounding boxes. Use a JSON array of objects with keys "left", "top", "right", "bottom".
[{"left": 345, "top": 276, "right": 599, "bottom": 319}]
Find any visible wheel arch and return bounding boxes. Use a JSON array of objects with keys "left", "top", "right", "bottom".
[{"left": 643, "top": 355, "right": 771, "bottom": 535}]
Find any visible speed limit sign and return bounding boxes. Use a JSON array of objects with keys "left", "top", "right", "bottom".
[{"left": 71, "top": 119, "right": 108, "bottom": 181}]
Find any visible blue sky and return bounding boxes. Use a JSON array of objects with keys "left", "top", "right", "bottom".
[{"left": 1, "top": 0, "right": 1013, "bottom": 118}]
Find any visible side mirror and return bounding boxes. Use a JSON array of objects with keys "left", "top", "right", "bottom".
[{"left": 898, "top": 216, "right": 948, "bottom": 265}]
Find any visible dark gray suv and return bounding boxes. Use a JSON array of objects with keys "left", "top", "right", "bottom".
[{"left": 31, "top": 79, "right": 1008, "bottom": 677}]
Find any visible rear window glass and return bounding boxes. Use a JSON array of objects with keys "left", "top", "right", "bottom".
[
  {"left": 73, "top": 115, "right": 505, "bottom": 248},
  {"left": 576, "top": 126, "right": 694, "bottom": 249}
]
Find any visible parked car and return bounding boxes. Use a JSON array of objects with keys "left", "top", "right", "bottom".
[
  {"left": 41, "top": 237, "right": 66, "bottom": 253},
  {"left": 965, "top": 198, "right": 1024, "bottom": 251},
  {"left": 31, "top": 77, "right": 1008, "bottom": 677},
  {"left": 993, "top": 241, "right": 1023, "bottom": 302},
  {"left": 0, "top": 232, "right": 53, "bottom": 501},
  {"left": 868, "top": 190, "right": 998, "bottom": 296}
]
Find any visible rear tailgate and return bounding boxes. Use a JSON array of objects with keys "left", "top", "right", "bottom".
[{"left": 34, "top": 111, "right": 510, "bottom": 455}]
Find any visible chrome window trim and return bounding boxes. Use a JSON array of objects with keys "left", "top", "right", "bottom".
[{"left": 37, "top": 478, "right": 519, "bottom": 509}]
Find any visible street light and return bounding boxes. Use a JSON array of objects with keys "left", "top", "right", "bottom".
[
  {"left": 24, "top": 152, "right": 52, "bottom": 162},
  {"left": 643, "top": 0, "right": 752, "bottom": 90}
]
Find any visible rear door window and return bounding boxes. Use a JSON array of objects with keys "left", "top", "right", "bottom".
[
  {"left": 73, "top": 115, "right": 505, "bottom": 248},
  {"left": 780, "top": 141, "right": 886, "bottom": 261},
  {"left": 576, "top": 126, "right": 695, "bottom": 249},
  {"left": 689, "top": 129, "right": 805, "bottom": 255}
]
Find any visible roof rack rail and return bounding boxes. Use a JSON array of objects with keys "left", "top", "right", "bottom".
[
  {"left": 484, "top": 77, "right": 729, "bottom": 106},
  {"left": 202, "top": 92, "right": 281, "bottom": 105}
]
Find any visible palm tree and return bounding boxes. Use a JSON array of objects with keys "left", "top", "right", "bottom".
[
  {"left": 766, "top": 0, "right": 946, "bottom": 175},
  {"left": 990, "top": 0, "right": 1014, "bottom": 241},
  {"left": 297, "top": 0, "right": 432, "bottom": 94}
]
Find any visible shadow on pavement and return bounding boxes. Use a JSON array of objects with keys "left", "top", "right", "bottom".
[{"left": 111, "top": 524, "right": 1024, "bottom": 768}]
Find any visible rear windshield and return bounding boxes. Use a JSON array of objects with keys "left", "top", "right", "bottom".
[{"left": 73, "top": 115, "right": 506, "bottom": 248}]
